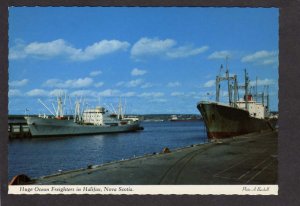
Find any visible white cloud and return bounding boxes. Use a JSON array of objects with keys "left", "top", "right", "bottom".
[
  {"left": 10, "top": 39, "right": 78, "bottom": 60},
  {"left": 72, "top": 40, "right": 130, "bottom": 61},
  {"left": 167, "top": 45, "right": 209, "bottom": 58},
  {"left": 9, "top": 40, "right": 27, "bottom": 59},
  {"left": 208, "top": 50, "right": 232, "bottom": 60},
  {"left": 131, "top": 68, "right": 147, "bottom": 76},
  {"left": 167, "top": 81, "right": 181, "bottom": 87},
  {"left": 9, "top": 79, "right": 29, "bottom": 87},
  {"left": 186, "top": 92, "right": 198, "bottom": 97},
  {"left": 26, "top": 39, "right": 77, "bottom": 57},
  {"left": 26, "top": 89, "right": 49, "bottom": 97},
  {"left": 131, "top": 37, "right": 176, "bottom": 57},
  {"left": 250, "top": 78, "right": 276, "bottom": 86},
  {"left": 89, "top": 70, "right": 102, "bottom": 77},
  {"left": 171, "top": 92, "right": 185, "bottom": 96},
  {"left": 170, "top": 91, "right": 211, "bottom": 98},
  {"left": 65, "top": 78, "right": 93, "bottom": 88},
  {"left": 141, "top": 83, "right": 154, "bottom": 89},
  {"left": 127, "top": 79, "right": 144, "bottom": 87},
  {"left": 131, "top": 37, "right": 208, "bottom": 59},
  {"left": 139, "top": 92, "right": 164, "bottom": 98},
  {"left": 44, "top": 77, "right": 93, "bottom": 88},
  {"left": 98, "top": 89, "right": 120, "bottom": 97},
  {"left": 9, "top": 39, "right": 130, "bottom": 61},
  {"left": 205, "top": 74, "right": 212, "bottom": 79},
  {"left": 9, "top": 89, "right": 23, "bottom": 97},
  {"left": 116, "top": 81, "right": 125, "bottom": 87},
  {"left": 70, "top": 90, "right": 97, "bottom": 97},
  {"left": 241, "top": 50, "right": 278, "bottom": 65},
  {"left": 262, "top": 59, "right": 277, "bottom": 65},
  {"left": 21, "top": 88, "right": 68, "bottom": 97},
  {"left": 94, "top": 82, "right": 104, "bottom": 88},
  {"left": 149, "top": 98, "right": 168, "bottom": 103},
  {"left": 49, "top": 89, "right": 68, "bottom": 97},
  {"left": 121, "top": 92, "right": 136, "bottom": 97},
  {"left": 116, "top": 80, "right": 145, "bottom": 88},
  {"left": 204, "top": 80, "right": 215, "bottom": 88}
]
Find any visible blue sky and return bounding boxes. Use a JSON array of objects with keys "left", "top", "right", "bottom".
[{"left": 8, "top": 7, "right": 279, "bottom": 115}]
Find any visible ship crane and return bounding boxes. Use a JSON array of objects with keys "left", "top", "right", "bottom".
[
  {"left": 236, "top": 69, "right": 250, "bottom": 110},
  {"left": 38, "top": 99, "right": 55, "bottom": 116},
  {"left": 215, "top": 65, "right": 238, "bottom": 107},
  {"left": 56, "top": 96, "right": 64, "bottom": 117},
  {"left": 110, "top": 103, "right": 117, "bottom": 114},
  {"left": 51, "top": 102, "right": 58, "bottom": 116},
  {"left": 118, "top": 97, "right": 125, "bottom": 119}
]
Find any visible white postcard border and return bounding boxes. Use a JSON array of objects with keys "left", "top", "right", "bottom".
[{"left": 9, "top": 185, "right": 278, "bottom": 195}]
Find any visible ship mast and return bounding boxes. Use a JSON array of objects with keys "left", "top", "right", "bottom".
[
  {"left": 233, "top": 74, "right": 238, "bottom": 106},
  {"left": 215, "top": 57, "right": 238, "bottom": 107},
  {"left": 74, "top": 99, "right": 81, "bottom": 122},
  {"left": 57, "top": 96, "right": 64, "bottom": 117},
  {"left": 225, "top": 57, "right": 232, "bottom": 106},
  {"left": 255, "top": 76, "right": 258, "bottom": 102},
  {"left": 266, "top": 85, "right": 270, "bottom": 111},
  {"left": 118, "top": 97, "right": 122, "bottom": 119},
  {"left": 244, "top": 69, "right": 249, "bottom": 110},
  {"left": 216, "top": 65, "right": 221, "bottom": 102}
]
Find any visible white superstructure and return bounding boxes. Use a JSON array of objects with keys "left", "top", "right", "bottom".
[
  {"left": 82, "top": 107, "right": 120, "bottom": 126},
  {"left": 236, "top": 95, "right": 268, "bottom": 119}
]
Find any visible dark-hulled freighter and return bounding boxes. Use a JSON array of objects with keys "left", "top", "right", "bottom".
[{"left": 197, "top": 66, "right": 276, "bottom": 139}]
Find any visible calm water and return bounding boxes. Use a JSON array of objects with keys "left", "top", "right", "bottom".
[{"left": 8, "top": 121, "right": 207, "bottom": 179}]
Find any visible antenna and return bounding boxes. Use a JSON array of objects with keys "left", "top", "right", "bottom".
[
  {"left": 56, "top": 95, "right": 64, "bottom": 117},
  {"left": 74, "top": 98, "right": 81, "bottom": 122},
  {"left": 267, "top": 85, "right": 270, "bottom": 110},
  {"left": 219, "top": 64, "right": 223, "bottom": 76},
  {"left": 118, "top": 97, "right": 125, "bottom": 119},
  {"left": 225, "top": 55, "right": 229, "bottom": 71},
  {"left": 244, "top": 69, "right": 249, "bottom": 110},
  {"left": 256, "top": 76, "right": 258, "bottom": 101},
  {"left": 124, "top": 98, "right": 127, "bottom": 116},
  {"left": 79, "top": 98, "right": 86, "bottom": 118},
  {"left": 24, "top": 108, "right": 29, "bottom": 116},
  {"left": 63, "top": 91, "right": 67, "bottom": 115}
]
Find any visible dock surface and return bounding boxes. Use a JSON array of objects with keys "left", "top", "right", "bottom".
[{"left": 30, "top": 130, "right": 277, "bottom": 185}]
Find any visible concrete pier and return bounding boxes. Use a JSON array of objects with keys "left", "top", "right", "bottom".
[{"left": 29, "top": 130, "right": 277, "bottom": 185}]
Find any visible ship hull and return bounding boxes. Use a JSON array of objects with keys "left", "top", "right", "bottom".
[
  {"left": 197, "top": 102, "right": 274, "bottom": 138},
  {"left": 26, "top": 117, "right": 141, "bottom": 137}
]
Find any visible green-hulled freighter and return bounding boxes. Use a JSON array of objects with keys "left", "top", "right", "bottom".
[{"left": 197, "top": 66, "right": 277, "bottom": 139}]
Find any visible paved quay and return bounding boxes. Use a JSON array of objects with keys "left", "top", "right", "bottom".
[{"left": 30, "top": 130, "right": 277, "bottom": 185}]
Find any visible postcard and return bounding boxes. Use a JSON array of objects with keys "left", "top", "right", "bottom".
[{"left": 7, "top": 7, "right": 278, "bottom": 195}]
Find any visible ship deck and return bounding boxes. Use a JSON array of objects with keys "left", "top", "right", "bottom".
[{"left": 29, "top": 130, "right": 277, "bottom": 185}]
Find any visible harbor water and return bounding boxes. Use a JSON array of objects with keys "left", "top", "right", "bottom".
[{"left": 8, "top": 121, "right": 207, "bottom": 180}]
